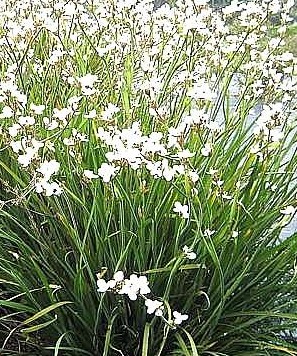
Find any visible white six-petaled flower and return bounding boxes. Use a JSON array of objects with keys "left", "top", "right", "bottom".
[
  {"left": 118, "top": 274, "right": 151, "bottom": 300},
  {"left": 173, "top": 201, "right": 189, "bottom": 219},
  {"left": 145, "top": 298, "right": 164, "bottom": 315},
  {"left": 173, "top": 311, "right": 189, "bottom": 325},
  {"left": 30, "top": 103, "right": 45, "bottom": 115},
  {"left": 83, "top": 170, "right": 99, "bottom": 179},
  {"left": 37, "top": 160, "right": 60, "bottom": 181},
  {"left": 201, "top": 143, "right": 212, "bottom": 157},
  {"left": 97, "top": 163, "right": 118, "bottom": 182},
  {"left": 182, "top": 245, "right": 196, "bottom": 260},
  {"left": 97, "top": 278, "right": 110, "bottom": 293}
]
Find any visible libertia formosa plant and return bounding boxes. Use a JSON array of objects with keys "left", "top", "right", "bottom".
[{"left": 0, "top": 0, "right": 297, "bottom": 355}]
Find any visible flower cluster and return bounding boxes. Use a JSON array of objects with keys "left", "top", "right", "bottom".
[
  {"left": 251, "top": 102, "right": 287, "bottom": 158},
  {"left": 173, "top": 202, "right": 190, "bottom": 219},
  {"left": 94, "top": 120, "right": 201, "bottom": 183},
  {"left": 0, "top": 0, "right": 295, "bottom": 201},
  {"left": 35, "top": 160, "right": 62, "bottom": 196},
  {"left": 97, "top": 270, "right": 189, "bottom": 327},
  {"left": 97, "top": 271, "right": 150, "bottom": 300}
]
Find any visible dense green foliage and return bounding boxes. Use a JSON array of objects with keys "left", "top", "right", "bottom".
[{"left": 0, "top": 0, "right": 297, "bottom": 355}]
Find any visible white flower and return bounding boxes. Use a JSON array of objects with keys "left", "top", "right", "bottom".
[
  {"left": 53, "top": 107, "right": 72, "bottom": 121},
  {"left": 176, "top": 149, "right": 195, "bottom": 159},
  {"left": 182, "top": 245, "right": 196, "bottom": 260},
  {"left": 85, "top": 109, "right": 97, "bottom": 119},
  {"left": 204, "top": 229, "right": 216, "bottom": 237},
  {"left": 107, "top": 280, "right": 117, "bottom": 289},
  {"left": 17, "top": 148, "right": 35, "bottom": 167},
  {"left": 118, "top": 274, "right": 151, "bottom": 300},
  {"left": 187, "top": 81, "right": 215, "bottom": 101},
  {"left": 37, "top": 160, "right": 60, "bottom": 181},
  {"left": 270, "top": 128, "right": 284, "bottom": 142},
  {"left": 201, "top": 143, "right": 212, "bottom": 157},
  {"left": 43, "top": 181, "right": 62, "bottom": 196},
  {"left": 18, "top": 116, "right": 35, "bottom": 126},
  {"left": 0, "top": 106, "right": 14, "bottom": 118},
  {"left": 8, "top": 123, "right": 21, "bottom": 137},
  {"left": 30, "top": 103, "right": 45, "bottom": 115},
  {"left": 67, "top": 76, "right": 75, "bottom": 85},
  {"left": 48, "top": 49, "right": 65, "bottom": 65},
  {"left": 232, "top": 230, "right": 239, "bottom": 238},
  {"left": 120, "top": 280, "right": 138, "bottom": 300},
  {"left": 77, "top": 73, "right": 98, "bottom": 88},
  {"left": 118, "top": 279, "right": 133, "bottom": 298},
  {"left": 83, "top": 170, "right": 99, "bottom": 179},
  {"left": 98, "top": 163, "right": 118, "bottom": 182},
  {"left": 97, "top": 278, "right": 109, "bottom": 293},
  {"left": 206, "top": 121, "right": 221, "bottom": 132},
  {"left": 188, "top": 170, "right": 199, "bottom": 182},
  {"left": 173, "top": 201, "right": 189, "bottom": 219},
  {"left": 145, "top": 299, "right": 164, "bottom": 315},
  {"left": 138, "top": 276, "right": 151, "bottom": 295},
  {"left": 81, "top": 87, "right": 96, "bottom": 96},
  {"left": 208, "top": 168, "right": 218, "bottom": 176},
  {"left": 278, "top": 51, "right": 294, "bottom": 61},
  {"left": 101, "top": 103, "right": 120, "bottom": 121},
  {"left": 113, "top": 271, "right": 125, "bottom": 282},
  {"left": 155, "top": 308, "right": 164, "bottom": 317},
  {"left": 222, "top": 192, "right": 232, "bottom": 200},
  {"left": 173, "top": 311, "right": 188, "bottom": 325},
  {"left": 68, "top": 95, "right": 82, "bottom": 108},
  {"left": 129, "top": 274, "right": 151, "bottom": 295},
  {"left": 280, "top": 206, "right": 295, "bottom": 215},
  {"left": 63, "top": 137, "right": 75, "bottom": 146},
  {"left": 43, "top": 117, "right": 59, "bottom": 131},
  {"left": 35, "top": 179, "right": 62, "bottom": 196}
]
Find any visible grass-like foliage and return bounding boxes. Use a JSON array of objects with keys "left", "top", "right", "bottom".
[{"left": 0, "top": 0, "right": 297, "bottom": 355}]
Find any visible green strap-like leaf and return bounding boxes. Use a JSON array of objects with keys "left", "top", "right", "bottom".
[
  {"left": 21, "top": 315, "right": 58, "bottom": 334},
  {"left": 22, "top": 301, "right": 72, "bottom": 325},
  {"left": 142, "top": 323, "right": 151, "bottom": 356}
]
